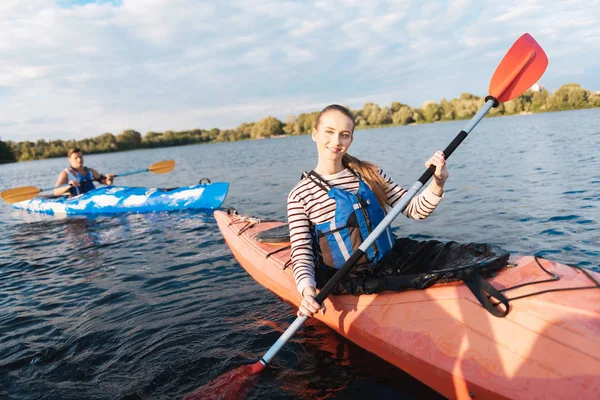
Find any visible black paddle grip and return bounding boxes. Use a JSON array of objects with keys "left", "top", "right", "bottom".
[
  {"left": 315, "top": 250, "right": 365, "bottom": 304},
  {"left": 418, "top": 130, "right": 469, "bottom": 185}
]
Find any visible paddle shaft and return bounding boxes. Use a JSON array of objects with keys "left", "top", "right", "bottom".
[
  {"left": 259, "top": 97, "right": 496, "bottom": 366},
  {"left": 112, "top": 168, "right": 150, "bottom": 177}
]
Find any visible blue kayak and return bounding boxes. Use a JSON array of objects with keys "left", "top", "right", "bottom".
[{"left": 13, "top": 182, "right": 229, "bottom": 215}]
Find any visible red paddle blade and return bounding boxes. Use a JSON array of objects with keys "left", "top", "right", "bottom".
[
  {"left": 182, "top": 362, "right": 265, "bottom": 400},
  {"left": 489, "top": 33, "right": 548, "bottom": 103}
]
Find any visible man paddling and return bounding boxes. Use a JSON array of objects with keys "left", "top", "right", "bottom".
[{"left": 54, "top": 148, "right": 115, "bottom": 196}]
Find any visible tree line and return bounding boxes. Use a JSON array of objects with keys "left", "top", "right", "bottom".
[{"left": 1, "top": 83, "right": 599, "bottom": 164}]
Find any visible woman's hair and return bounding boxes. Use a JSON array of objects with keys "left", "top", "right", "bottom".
[
  {"left": 315, "top": 104, "right": 355, "bottom": 129},
  {"left": 316, "top": 105, "right": 390, "bottom": 211}
]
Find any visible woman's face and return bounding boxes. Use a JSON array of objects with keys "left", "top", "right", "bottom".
[{"left": 312, "top": 111, "right": 354, "bottom": 163}]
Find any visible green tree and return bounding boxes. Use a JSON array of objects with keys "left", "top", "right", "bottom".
[
  {"left": 504, "top": 99, "right": 517, "bottom": 114},
  {"left": 251, "top": 116, "right": 284, "bottom": 138},
  {"left": 547, "top": 84, "right": 590, "bottom": 111},
  {"left": 216, "top": 129, "right": 236, "bottom": 142},
  {"left": 374, "top": 106, "right": 392, "bottom": 125},
  {"left": 283, "top": 115, "right": 297, "bottom": 135},
  {"left": 234, "top": 123, "right": 253, "bottom": 140},
  {"left": 391, "top": 105, "right": 414, "bottom": 125},
  {"left": 355, "top": 116, "right": 368, "bottom": 126},
  {"left": 530, "top": 89, "right": 549, "bottom": 112},
  {"left": 0, "top": 138, "right": 16, "bottom": 163},
  {"left": 96, "top": 133, "right": 118, "bottom": 152},
  {"left": 452, "top": 94, "right": 480, "bottom": 119},
  {"left": 116, "top": 130, "right": 142, "bottom": 150},
  {"left": 440, "top": 98, "right": 455, "bottom": 120},
  {"left": 589, "top": 92, "right": 600, "bottom": 108},
  {"left": 363, "top": 103, "right": 383, "bottom": 125},
  {"left": 143, "top": 131, "right": 163, "bottom": 147},
  {"left": 412, "top": 109, "right": 425, "bottom": 123},
  {"left": 293, "top": 112, "right": 319, "bottom": 134},
  {"left": 421, "top": 102, "right": 442, "bottom": 122},
  {"left": 390, "top": 101, "right": 405, "bottom": 113}
]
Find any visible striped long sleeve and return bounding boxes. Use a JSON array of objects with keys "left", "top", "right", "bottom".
[{"left": 286, "top": 168, "right": 443, "bottom": 295}]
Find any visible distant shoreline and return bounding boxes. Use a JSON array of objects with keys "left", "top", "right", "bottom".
[
  {"left": 2, "top": 83, "right": 598, "bottom": 164},
  {"left": 2, "top": 107, "right": 597, "bottom": 166},
  {"left": 352, "top": 107, "right": 593, "bottom": 131}
]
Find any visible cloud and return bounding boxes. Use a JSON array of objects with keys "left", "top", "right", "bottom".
[
  {"left": 492, "top": 2, "right": 543, "bottom": 23},
  {"left": 1, "top": 0, "right": 599, "bottom": 142},
  {"left": 289, "top": 20, "right": 328, "bottom": 38},
  {"left": 26, "top": 116, "right": 67, "bottom": 125}
]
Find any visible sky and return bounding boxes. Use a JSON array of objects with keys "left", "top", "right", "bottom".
[{"left": 1, "top": 0, "right": 599, "bottom": 142}]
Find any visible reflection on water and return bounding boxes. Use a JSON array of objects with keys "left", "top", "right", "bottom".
[{"left": 0, "top": 109, "right": 599, "bottom": 399}]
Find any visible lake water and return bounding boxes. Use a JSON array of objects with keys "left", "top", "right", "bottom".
[{"left": 1, "top": 109, "right": 599, "bottom": 399}]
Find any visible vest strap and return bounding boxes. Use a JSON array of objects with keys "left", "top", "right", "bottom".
[
  {"left": 304, "top": 170, "right": 331, "bottom": 192},
  {"left": 304, "top": 168, "right": 362, "bottom": 193},
  {"left": 65, "top": 167, "right": 95, "bottom": 196}
]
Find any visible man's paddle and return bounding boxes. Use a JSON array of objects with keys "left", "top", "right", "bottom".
[
  {"left": 0, "top": 159, "right": 175, "bottom": 204},
  {"left": 182, "top": 33, "right": 548, "bottom": 400}
]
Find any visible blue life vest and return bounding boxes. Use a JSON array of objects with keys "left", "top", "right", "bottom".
[
  {"left": 305, "top": 169, "right": 395, "bottom": 270},
  {"left": 65, "top": 167, "right": 96, "bottom": 196}
]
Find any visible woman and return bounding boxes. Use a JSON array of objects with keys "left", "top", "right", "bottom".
[{"left": 287, "top": 104, "right": 449, "bottom": 317}]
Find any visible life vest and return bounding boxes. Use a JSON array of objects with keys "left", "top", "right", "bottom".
[
  {"left": 304, "top": 169, "right": 395, "bottom": 270},
  {"left": 65, "top": 167, "right": 96, "bottom": 196}
]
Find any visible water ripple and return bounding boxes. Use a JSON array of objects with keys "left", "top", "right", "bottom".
[{"left": 1, "top": 109, "right": 599, "bottom": 399}]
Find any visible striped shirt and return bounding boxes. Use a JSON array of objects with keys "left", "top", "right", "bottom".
[{"left": 287, "top": 167, "right": 443, "bottom": 295}]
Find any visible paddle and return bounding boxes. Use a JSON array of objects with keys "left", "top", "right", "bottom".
[
  {"left": 0, "top": 159, "right": 176, "bottom": 204},
  {"left": 182, "top": 33, "right": 548, "bottom": 399}
]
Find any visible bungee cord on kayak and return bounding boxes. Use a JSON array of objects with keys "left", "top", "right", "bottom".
[{"left": 490, "top": 256, "right": 600, "bottom": 304}]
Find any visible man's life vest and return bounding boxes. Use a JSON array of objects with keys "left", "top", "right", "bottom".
[
  {"left": 304, "top": 169, "right": 395, "bottom": 270},
  {"left": 65, "top": 167, "right": 96, "bottom": 196}
]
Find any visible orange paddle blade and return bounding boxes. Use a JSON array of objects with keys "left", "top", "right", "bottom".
[
  {"left": 148, "top": 159, "right": 175, "bottom": 174},
  {"left": 182, "top": 362, "right": 265, "bottom": 400},
  {"left": 0, "top": 186, "right": 42, "bottom": 204},
  {"left": 489, "top": 33, "right": 548, "bottom": 103}
]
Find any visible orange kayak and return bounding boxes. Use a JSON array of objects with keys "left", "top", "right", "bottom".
[{"left": 214, "top": 210, "right": 600, "bottom": 400}]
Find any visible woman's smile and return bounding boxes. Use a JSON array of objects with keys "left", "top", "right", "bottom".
[{"left": 312, "top": 110, "right": 354, "bottom": 169}]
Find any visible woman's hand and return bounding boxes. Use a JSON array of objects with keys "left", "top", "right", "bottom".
[
  {"left": 298, "top": 286, "right": 326, "bottom": 317},
  {"left": 425, "top": 150, "right": 449, "bottom": 195}
]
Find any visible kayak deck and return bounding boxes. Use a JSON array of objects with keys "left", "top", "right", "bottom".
[
  {"left": 215, "top": 210, "right": 600, "bottom": 400},
  {"left": 13, "top": 183, "right": 229, "bottom": 215}
]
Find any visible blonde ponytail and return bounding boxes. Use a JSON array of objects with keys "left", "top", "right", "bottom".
[{"left": 342, "top": 153, "right": 389, "bottom": 211}]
